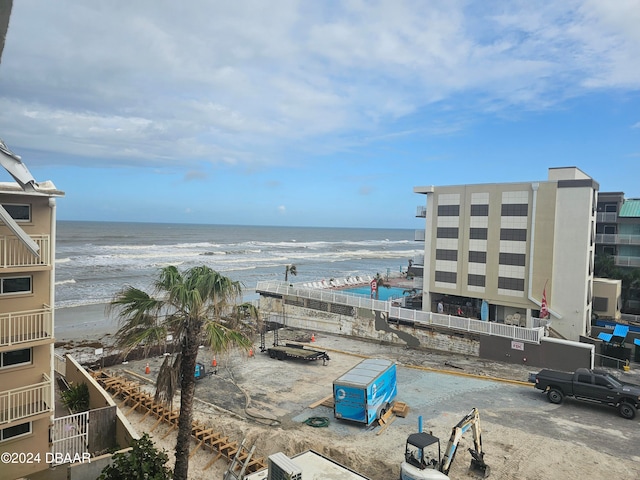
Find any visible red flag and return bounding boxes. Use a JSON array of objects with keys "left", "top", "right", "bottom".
[{"left": 540, "top": 286, "right": 549, "bottom": 319}]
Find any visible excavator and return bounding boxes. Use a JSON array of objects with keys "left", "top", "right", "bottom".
[{"left": 400, "top": 407, "right": 490, "bottom": 480}]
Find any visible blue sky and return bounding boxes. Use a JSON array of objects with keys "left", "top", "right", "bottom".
[{"left": 0, "top": 1, "right": 638, "bottom": 229}]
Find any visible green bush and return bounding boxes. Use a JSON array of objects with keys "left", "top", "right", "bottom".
[
  {"left": 99, "top": 433, "right": 172, "bottom": 480},
  {"left": 60, "top": 382, "right": 90, "bottom": 412}
]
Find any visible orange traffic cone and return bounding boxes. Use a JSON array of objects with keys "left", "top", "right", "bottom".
[
  {"left": 311, "top": 333, "right": 315, "bottom": 342},
  {"left": 212, "top": 357, "right": 217, "bottom": 368},
  {"left": 145, "top": 363, "right": 150, "bottom": 374}
]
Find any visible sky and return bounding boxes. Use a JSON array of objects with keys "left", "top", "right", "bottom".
[{"left": 0, "top": 1, "right": 639, "bottom": 229}]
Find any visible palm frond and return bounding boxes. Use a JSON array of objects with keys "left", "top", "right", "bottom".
[
  {"left": 155, "top": 353, "right": 181, "bottom": 409},
  {"left": 203, "top": 320, "right": 253, "bottom": 354}
]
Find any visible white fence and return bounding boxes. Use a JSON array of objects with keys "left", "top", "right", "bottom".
[
  {"left": 51, "top": 411, "right": 89, "bottom": 465},
  {"left": 257, "top": 281, "right": 545, "bottom": 344},
  {"left": 0, "top": 306, "right": 53, "bottom": 347}
]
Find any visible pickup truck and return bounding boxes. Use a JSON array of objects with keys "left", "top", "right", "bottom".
[{"left": 531, "top": 368, "right": 640, "bottom": 419}]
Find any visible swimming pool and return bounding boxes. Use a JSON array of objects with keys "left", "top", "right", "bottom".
[{"left": 341, "top": 285, "right": 409, "bottom": 301}]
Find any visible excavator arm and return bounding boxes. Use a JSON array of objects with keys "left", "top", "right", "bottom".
[{"left": 440, "top": 408, "right": 489, "bottom": 478}]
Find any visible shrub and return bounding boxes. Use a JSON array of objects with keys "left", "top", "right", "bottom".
[{"left": 99, "top": 433, "right": 172, "bottom": 480}]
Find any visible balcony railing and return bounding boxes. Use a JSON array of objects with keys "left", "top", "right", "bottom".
[
  {"left": 596, "top": 233, "right": 640, "bottom": 246},
  {"left": 0, "top": 235, "right": 50, "bottom": 268},
  {"left": 257, "top": 281, "right": 545, "bottom": 344},
  {"left": 0, "top": 307, "right": 53, "bottom": 348},
  {"left": 615, "top": 255, "right": 640, "bottom": 268},
  {"left": 0, "top": 373, "right": 52, "bottom": 425},
  {"left": 414, "top": 230, "right": 425, "bottom": 241},
  {"left": 416, "top": 206, "right": 426, "bottom": 218},
  {"left": 596, "top": 212, "right": 617, "bottom": 223}
]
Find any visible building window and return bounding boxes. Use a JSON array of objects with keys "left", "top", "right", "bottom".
[
  {"left": 436, "top": 227, "right": 459, "bottom": 239},
  {"left": 499, "top": 253, "right": 526, "bottom": 266},
  {"left": 604, "top": 204, "right": 617, "bottom": 213},
  {"left": 435, "top": 271, "right": 457, "bottom": 284},
  {"left": 437, "top": 205, "right": 460, "bottom": 216},
  {"left": 1, "top": 422, "right": 32, "bottom": 442},
  {"left": 501, "top": 204, "right": 528, "bottom": 216},
  {"left": 468, "top": 251, "right": 487, "bottom": 263},
  {"left": 1, "top": 203, "right": 31, "bottom": 222},
  {"left": 498, "top": 277, "right": 525, "bottom": 291},
  {"left": 468, "top": 274, "right": 486, "bottom": 287},
  {"left": 0, "top": 276, "right": 32, "bottom": 295},
  {"left": 603, "top": 225, "right": 616, "bottom": 234},
  {"left": 469, "top": 228, "right": 488, "bottom": 240},
  {"left": 1, "top": 348, "right": 32, "bottom": 368},
  {"left": 470, "top": 204, "right": 489, "bottom": 216},
  {"left": 603, "top": 246, "right": 615, "bottom": 255},
  {"left": 500, "top": 229, "right": 527, "bottom": 241},
  {"left": 435, "top": 249, "right": 458, "bottom": 261}
]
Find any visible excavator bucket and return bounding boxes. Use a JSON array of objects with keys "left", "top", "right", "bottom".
[{"left": 468, "top": 449, "right": 490, "bottom": 478}]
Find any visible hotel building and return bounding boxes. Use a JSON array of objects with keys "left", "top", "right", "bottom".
[
  {"left": 0, "top": 143, "right": 64, "bottom": 479},
  {"left": 414, "top": 167, "right": 598, "bottom": 341}
]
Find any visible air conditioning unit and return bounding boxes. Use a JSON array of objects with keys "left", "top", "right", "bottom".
[{"left": 267, "top": 452, "right": 302, "bottom": 480}]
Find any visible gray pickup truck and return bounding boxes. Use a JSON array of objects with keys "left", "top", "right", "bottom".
[{"left": 531, "top": 368, "right": 640, "bottom": 419}]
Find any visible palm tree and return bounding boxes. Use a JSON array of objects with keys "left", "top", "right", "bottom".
[
  {"left": 284, "top": 264, "right": 297, "bottom": 283},
  {"left": 108, "top": 265, "right": 252, "bottom": 480}
]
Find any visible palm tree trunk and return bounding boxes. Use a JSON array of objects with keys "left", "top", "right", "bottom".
[{"left": 173, "top": 326, "right": 199, "bottom": 480}]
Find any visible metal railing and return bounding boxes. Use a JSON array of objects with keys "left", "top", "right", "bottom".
[
  {"left": 596, "top": 233, "right": 640, "bottom": 246},
  {"left": 615, "top": 255, "right": 640, "bottom": 268},
  {"left": 596, "top": 212, "right": 617, "bottom": 223},
  {"left": 0, "top": 234, "right": 50, "bottom": 268},
  {"left": 54, "top": 353, "right": 66, "bottom": 377},
  {"left": 257, "top": 281, "right": 545, "bottom": 343},
  {"left": 414, "top": 230, "right": 425, "bottom": 241},
  {"left": 0, "top": 373, "right": 52, "bottom": 424},
  {"left": 389, "top": 306, "right": 544, "bottom": 343},
  {"left": 0, "top": 306, "right": 53, "bottom": 348},
  {"left": 416, "top": 206, "right": 426, "bottom": 217}
]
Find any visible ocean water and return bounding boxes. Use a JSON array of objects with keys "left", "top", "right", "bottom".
[{"left": 54, "top": 221, "right": 420, "bottom": 309}]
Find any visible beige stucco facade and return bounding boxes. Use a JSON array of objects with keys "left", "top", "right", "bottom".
[
  {"left": 0, "top": 184, "right": 64, "bottom": 479},
  {"left": 414, "top": 167, "right": 598, "bottom": 341}
]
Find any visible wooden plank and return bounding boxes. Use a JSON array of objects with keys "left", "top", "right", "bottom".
[
  {"left": 189, "top": 440, "right": 204, "bottom": 459},
  {"left": 309, "top": 394, "right": 333, "bottom": 409},
  {"left": 377, "top": 414, "right": 396, "bottom": 435},
  {"left": 203, "top": 452, "right": 223, "bottom": 471}
]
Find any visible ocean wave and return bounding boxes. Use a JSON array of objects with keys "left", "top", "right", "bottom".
[
  {"left": 55, "top": 279, "right": 76, "bottom": 286},
  {"left": 56, "top": 257, "right": 72, "bottom": 263}
]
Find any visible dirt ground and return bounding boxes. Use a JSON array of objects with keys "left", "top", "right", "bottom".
[{"left": 83, "top": 329, "right": 640, "bottom": 480}]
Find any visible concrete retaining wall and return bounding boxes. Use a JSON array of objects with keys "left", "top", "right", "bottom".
[{"left": 260, "top": 295, "right": 480, "bottom": 357}]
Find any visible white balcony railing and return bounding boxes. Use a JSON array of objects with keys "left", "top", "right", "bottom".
[
  {"left": 416, "top": 206, "right": 427, "bottom": 218},
  {"left": 256, "top": 281, "right": 545, "bottom": 344},
  {"left": 0, "top": 307, "right": 53, "bottom": 348},
  {"left": 596, "top": 212, "right": 617, "bottom": 223},
  {"left": 0, "top": 373, "right": 52, "bottom": 424},
  {"left": 596, "top": 233, "right": 640, "bottom": 246},
  {"left": 414, "top": 230, "right": 425, "bottom": 241},
  {"left": 0, "top": 235, "right": 50, "bottom": 268},
  {"left": 615, "top": 255, "right": 640, "bottom": 268}
]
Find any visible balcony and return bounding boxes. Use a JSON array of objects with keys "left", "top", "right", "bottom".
[
  {"left": 596, "top": 233, "right": 640, "bottom": 246},
  {"left": 0, "top": 307, "right": 53, "bottom": 348},
  {"left": 0, "top": 373, "right": 52, "bottom": 425},
  {"left": 615, "top": 255, "right": 640, "bottom": 268},
  {"left": 596, "top": 212, "right": 617, "bottom": 223},
  {"left": 416, "top": 206, "right": 426, "bottom": 218},
  {"left": 0, "top": 234, "right": 51, "bottom": 268},
  {"left": 414, "top": 230, "right": 425, "bottom": 241}
]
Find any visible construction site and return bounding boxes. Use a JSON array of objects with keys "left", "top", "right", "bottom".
[{"left": 78, "top": 326, "right": 640, "bottom": 480}]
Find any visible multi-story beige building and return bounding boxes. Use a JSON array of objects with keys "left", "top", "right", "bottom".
[
  {"left": 414, "top": 167, "right": 598, "bottom": 341},
  {"left": 0, "top": 142, "right": 64, "bottom": 479}
]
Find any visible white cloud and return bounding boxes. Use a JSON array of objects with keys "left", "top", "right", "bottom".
[
  {"left": 1, "top": 0, "right": 639, "bottom": 169},
  {"left": 278, "top": 205, "right": 286, "bottom": 214}
]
